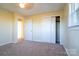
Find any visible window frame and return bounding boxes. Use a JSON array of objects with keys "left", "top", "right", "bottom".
[{"left": 68, "top": 3, "right": 79, "bottom": 27}]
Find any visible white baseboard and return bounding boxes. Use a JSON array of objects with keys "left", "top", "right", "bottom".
[
  {"left": 63, "top": 46, "right": 77, "bottom": 56},
  {"left": 0, "top": 40, "right": 18, "bottom": 46},
  {"left": 64, "top": 47, "right": 70, "bottom": 56},
  {"left": 0, "top": 41, "right": 12, "bottom": 46}
]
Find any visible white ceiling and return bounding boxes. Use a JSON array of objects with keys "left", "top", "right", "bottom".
[{"left": 0, "top": 3, "right": 65, "bottom": 16}]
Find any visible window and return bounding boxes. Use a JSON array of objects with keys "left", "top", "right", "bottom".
[{"left": 68, "top": 3, "right": 79, "bottom": 27}]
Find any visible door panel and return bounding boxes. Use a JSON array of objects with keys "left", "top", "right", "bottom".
[
  {"left": 32, "top": 16, "right": 56, "bottom": 43},
  {"left": 51, "top": 17, "right": 56, "bottom": 43},
  {"left": 24, "top": 19, "right": 32, "bottom": 41},
  {"left": 40, "top": 17, "right": 51, "bottom": 43},
  {"left": 32, "top": 18, "right": 40, "bottom": 42}
]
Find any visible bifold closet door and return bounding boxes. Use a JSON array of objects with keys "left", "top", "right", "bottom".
[
  {"left": 51, "top": 17, "right": 56, "bottom": 43},
  {"left": 32, "top": 18, "right": 40, "bottom": 42},
  {"left": 40, "top": 16, "right": 56, "bottom": 43},
  {"left": 33, "top": 16, "right": 56, "bottom": 43},
  {"left": 39, "top": 17, "right": 51, "bottom": 43},
  {"left": 24, "top": 19, "right": 32, "bottom": 41}
]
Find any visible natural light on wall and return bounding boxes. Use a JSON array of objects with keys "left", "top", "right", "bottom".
[
  {"left": 68, "top": 3, "right": 79, "bottom": 27},
  {"left": 17, "top": 19, "right": 23, "bottom": 39}
]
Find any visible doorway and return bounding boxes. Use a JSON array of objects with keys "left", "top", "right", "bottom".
[
  {"left": 17, "top": 19, "right": 24, "bottom": 42},
  {"left": 56, "top": 16, "right": 60, "bottom": 44}
]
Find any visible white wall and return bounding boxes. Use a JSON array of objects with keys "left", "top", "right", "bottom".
[
  {"left": 24, "top": 10, "right": 65, "bottom": 44},
  {"left": 0, "top": 8, "right": 24, "bottom": 46},
  {"left": 0, "top": 8, "right": 14, "bottom": 46},
  {"left": 13, "top": 13, "right": 24, "bottom": 43},
  {"left": 63, "top": 4, "right": 79, "bottom": 56},
  {"left": 68, "top": 27, "right": 79, "bottom": 55}
]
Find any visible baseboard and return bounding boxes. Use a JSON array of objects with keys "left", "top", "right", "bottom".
[
  {"left": 0, "top": 41, "right": 12, "bottom": 46},
  {"left": 64, "top": 47, "right": 70, "bottom": 56},
  {"left": 63, "top": 46, "right": 77, "bottom": 56}
]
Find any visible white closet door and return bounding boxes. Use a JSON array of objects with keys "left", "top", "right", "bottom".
[
  {"left": 39, "top": 17, "right": 51, "bottom": 43},
  {"left": 51, "top": 17, "right": 56, "bottom": 43},
  {"left": 40, "top": 16, "right": 56, "bottom": 43},
  {"left": 32, "top": 19, "right": 40, "bottom": 42},
  {"left": 24, "top": 19, "right": 32, "bottom": 41},
  {"left": 32, "top": 16, "right": 56, "bottom": 43}
]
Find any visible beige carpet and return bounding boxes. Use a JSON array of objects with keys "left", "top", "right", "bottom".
[{"left": 0, "top": 40, "right": 67, "bottom": 56}]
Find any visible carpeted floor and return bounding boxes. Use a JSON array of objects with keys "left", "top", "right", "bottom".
[{"left": 0, "top": 40, "right": 67, "bottom": 56}]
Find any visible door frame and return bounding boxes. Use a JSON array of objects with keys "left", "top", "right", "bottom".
[{"left": 17, "top": 18, "right": 24, "bottom": 42}]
